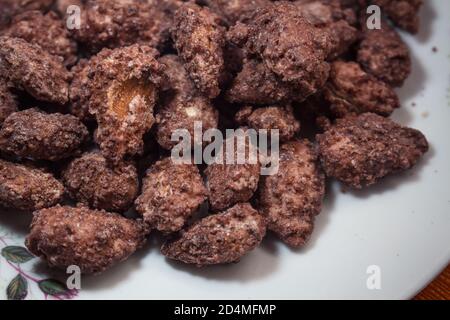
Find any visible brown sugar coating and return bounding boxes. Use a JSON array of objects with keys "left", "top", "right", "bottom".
[
  {"left": 373, "top": 0, "right": 423, "bottom": 34},
  {"left": 147, "top": 0, "right": 189, "bottom": 46},
  {"left": 26, "top": 205, "right": 146, "bottom": 274},
  {"left": 156, "top": 55, "right": 219, "bottom": 150},
  {"left": 153, "top": 0, "right": 187, "bottom": 14},
  {"left": 205, "top": 129, "right": 260, "bottom": 211},
  {"left": 0, "top": 0, "right": 54, "bottom": 29},
  {"left": 88, "top": 45, "right": 164, "bottom": 164},
  {"left": 172, "top": 2, "right": 226, "bottom": 99},
  {"left": 0, "top": 159, "right": 65, "bottom": 211},
  {"left": 235, "top": 105, "right": 301, "bottom": 143},
  {"left": 259, "top": 140, "right": 325, "bottom": 247},
  {"left": 226, "top": 59, "right": 305, "bottom": 105},
  {"left": 0, "top": 80, "right": 17, "bottom": 125},
  {"left": 1, "top": 10, "right": 78, "bottom": 66},
  {"left": 135, "top": 157, "right": 208, "bottom": 234},
  {"left": 69, "top": 58, "right": 95, "bottom": 122},
  {"left": 317, "top": 113, "right": 429, "bottom": 188},
  {"left": 293, "top": 0, "right": 359, "bottom": 60},
  {"left": 0, "top": 36, "right": 70, "bottom": 105},
  {"left": 151, "top": 0, "right": 194, "bottom": 31},
  {"left": 201, "top": 0, "right": 271, "bottom": 25},
  {"left": 228, "top": 1, "right": 331, "bottom": 101},
  {"left": 357, "top": 19, "right": 411, "bottom": 87},
  {"left": 0, "top": 108, "right": 89, "bottom": 161},
  {"left": 334, "top": 0, "right": 363, "bottom": 10},
  {"left": 323, "top": 60, "right": 400, "bottom": 117},
  {"left": 69, "top": 53, "right": 105, "bottom": 122},
  {"left": 62, "top": 152, "right": 139, "bottom": 212},
  {"left": 161, "top": 203, "right": 266, "bottom": 266},
  {"left": 72, "top": 0, "right": 171, "bottom": 53}
]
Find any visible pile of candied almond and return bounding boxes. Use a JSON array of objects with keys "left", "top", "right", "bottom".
[{"left": 0, "top": 0, "right": 428, "bottom": 274}]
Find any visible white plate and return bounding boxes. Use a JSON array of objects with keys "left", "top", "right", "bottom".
[{"left": 1, "top": 0, "right": 449, "bottom": 300}]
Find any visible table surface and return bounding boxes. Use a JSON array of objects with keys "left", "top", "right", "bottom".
[{"left": 415, "top": 265, "right": 450, "bottom": 300}]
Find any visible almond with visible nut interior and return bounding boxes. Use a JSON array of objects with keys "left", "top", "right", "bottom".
[{"left": 88, "top": 45, "right": 164, "bottom": 164}]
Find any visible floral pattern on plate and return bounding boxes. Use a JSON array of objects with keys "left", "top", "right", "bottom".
[{"left": 0, "top": 229, "right": 78, "bottom": 300}]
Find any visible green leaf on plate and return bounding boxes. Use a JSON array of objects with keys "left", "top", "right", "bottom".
[
  {"left": 39, "top": 279, "right": 69, "bottom": 296},
  {"left": 1, "top": 246, "right": 34, "bottom": 264},
  {"left": 7, "top": 274, "right": 28, "bottom": 300}
]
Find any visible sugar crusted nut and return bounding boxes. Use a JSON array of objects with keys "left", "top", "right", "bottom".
[
  {"left": 317, "top": 113, "right": 429, "bottom": 188},
  {"left": 172, "top": 2, "right": 226, "bottom": 99},
  {"left": 228, "top": 1, "right": 331, "bottom": 101},
  {"left": 293, "top": 0, "right": 359, "bottom": 60},
  {"left": 0, "top": 36, "right": 70, "bottom": 105},
  {"left": 259, "top": 139, "right": 326, "bottom": 248},
  {"left": 0, "top": 79, "right": 17, "bottom": 125},
  {"left": 161, "top": 203, "right": 266, "bottom": 266},
  {"left": 1, "top": 10, "right": 78, "bottom": 66},
  {"left": 201, "top": 0, "right": 271, "bottom": 25},
  {"left": 26, "top": 205, "right": 146, "bottom": 274},
  {"left": 225, "top": 59, "right": 306, "bottom": 105},
  {"left": 235, "top": 105, "right": 301, "bottom": 143},
  {"left": 68, "top": 53, "right": 107, "bottom": 122},
  {"left": 88, "top": 44, "right": 164, "bottom": 164},
  {"left": 69, "top": 58, "right": 95, "bottom": 122},
  {"left": 62, "top": 152, "right": 139, "bottom": 213},
  {"left": 323, "top": 60, "right": 400, "bottom": 117},
  {"left": 373, "top": 0, "right": 423, "bottom": 34},
  {"left": 155, "top": 0, "right": 188, "bottom": 15},
  {"left": 205, "top": 128, "right": 260, "bottom": 212},
  {"left": 72, "top": 0, "right": 171, "bottom": 53},
  {"left": 0, "top": 0, "right": 53, "bottom": 29},
  {"left": 0, "top": 159, "right": 64, "bottom": 211},
  {"left": 135, "top": 157, "right": 207, "bottom": 234},
  {"left": 357, "top": 18, "right": 411, "bottom": 87},
  {"left": 0, "top": 108, "right": 89, "bottom": 161},
  {"left": 156, "top": 54, "right": 219, "bottom": 150}
]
